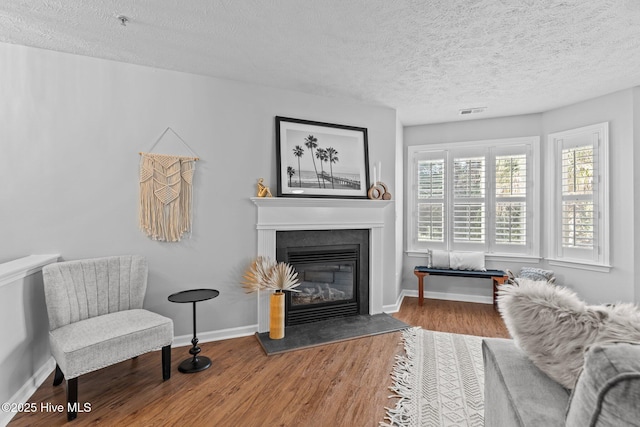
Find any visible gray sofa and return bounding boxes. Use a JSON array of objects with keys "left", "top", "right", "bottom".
[{"left": 482, "top": 338, "right": 640, "bottom": 427}]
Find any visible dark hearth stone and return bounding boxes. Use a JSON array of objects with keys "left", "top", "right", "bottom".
[{"left": 255, "top": 313, "right": 409, "bottom": 355}]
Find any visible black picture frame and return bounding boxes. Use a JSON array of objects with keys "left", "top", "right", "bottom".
[{"left": 275, "top": 116, "right": 370, "bottom": 198}]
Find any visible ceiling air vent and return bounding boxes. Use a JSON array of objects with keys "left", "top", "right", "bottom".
[{"left": 459, "top": 107, "right": 486, "bottom": 116}]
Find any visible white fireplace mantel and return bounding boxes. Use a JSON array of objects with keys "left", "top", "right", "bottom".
[{"left": 251, "top": 197, "right": 392, "bottom": 332}]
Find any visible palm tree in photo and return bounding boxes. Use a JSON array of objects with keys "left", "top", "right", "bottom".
[
  {"left": 326, "top": 147, "right": 339, "bottom": 189},
  {"left": 292, "top": 145, "right": 304, "bottom": 187},
  {"left": 304, "top": 134, "right": 322, "bottom": 188},
  {"left": 315, "top": 148, "right": 328, "bottom": 188},
  {"left": 287, "top": 166, "right": 295, "bottom": 187}
]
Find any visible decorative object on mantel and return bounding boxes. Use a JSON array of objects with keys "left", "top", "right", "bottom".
[
  {"left": 256, "top": 178, "right": 273, "bottom": 197},
  {"left": 275, "top": 116, "right": 370, "bottom": 199},
  {"left": 367, "top": 182, "right": 392, "bottom": 200},
  {"left": 139, "top": 127, "right": 200, "bottom": 242},
  {"left": 242, "top": 256, "right": 301, "bottom": 339},
  {"left": 367, "top": 161, "right": 392, "bottom": 200}
]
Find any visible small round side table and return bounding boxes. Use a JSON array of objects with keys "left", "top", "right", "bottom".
[{"left": 168, "top": 288, "right": 219, "bottom": 373}]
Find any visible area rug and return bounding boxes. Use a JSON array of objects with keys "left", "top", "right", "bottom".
[
  {"left": 382, "top": 328, "right": 485, "bottom": 427},
  {"left": 256, "top": 313, "right": 409, "bottom": 355}
]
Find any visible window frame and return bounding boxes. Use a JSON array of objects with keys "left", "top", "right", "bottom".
[
  {"left": 452, "top": 152, "right": 487, "bottom": 249},
  {"left": 415, "top": 153, "right": 446, "bottom": 245},
  {"left": 407, "top": 136, "right": 541, "bottom": 260},
  {"left": 492, "top": 146, "right": 531, "bottom": 253},
  {"left": 546, "top": 122, "right": 610, "bottom": 271}
]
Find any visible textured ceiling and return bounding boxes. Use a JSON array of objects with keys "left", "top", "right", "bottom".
[{"left": 2, "top": 0, "right": 640, "bottom": 125}]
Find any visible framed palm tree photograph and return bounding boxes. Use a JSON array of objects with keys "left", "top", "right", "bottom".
[{"left": 275, "top": 116, "right": 370, "bottom": 198}]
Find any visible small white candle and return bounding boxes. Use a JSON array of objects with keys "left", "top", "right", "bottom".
[{"left": 373, "top": 166, "right": 377, "bottom": 184}]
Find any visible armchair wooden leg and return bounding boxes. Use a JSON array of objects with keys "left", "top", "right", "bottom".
[
  {"left": 162, "top": 345, "right": 171, "bottom": 381},
  {"left": 67, "top": 378, "right": 78, "bottom": 421},
  {"left": 53, "top": 364, "right": 64, "bottom": 386}
]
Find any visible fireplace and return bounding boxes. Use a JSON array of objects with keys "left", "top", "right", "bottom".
[
  {"left": 251, "top": 197, "right": 391, "bottom": 333},
  {"left": 276, "top": 230, "right": 369, "bottom": 326}
]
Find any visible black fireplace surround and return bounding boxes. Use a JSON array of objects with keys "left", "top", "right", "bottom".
[{"left": 276, "top": 229, "right": 369, "bottom": 326}]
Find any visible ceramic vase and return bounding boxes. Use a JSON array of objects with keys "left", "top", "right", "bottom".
[{"left": 269, "top": 291, "right": 285, "bottom": 339}]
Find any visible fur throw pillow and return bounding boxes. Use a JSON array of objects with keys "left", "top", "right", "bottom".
[{"left": 497, "top": 279, "right": 640, "bottom": 389}]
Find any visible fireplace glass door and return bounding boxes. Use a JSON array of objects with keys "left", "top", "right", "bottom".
[
  {"left": 291, "top": 259, "right": 355, "bottom": 307},
  {"left": 285, "top": 248, "right": 359, "bottom": 325}
]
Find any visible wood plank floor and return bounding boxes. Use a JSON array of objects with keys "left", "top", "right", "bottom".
[{"left": 9, "top": 298, "right": 510, "bottom": 426}]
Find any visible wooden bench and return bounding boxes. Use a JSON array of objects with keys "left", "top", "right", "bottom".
[{"left": 413, "top": 266, "right": 508, "bottom": 308}]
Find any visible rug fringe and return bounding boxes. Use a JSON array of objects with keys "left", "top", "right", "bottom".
[
  {"left": 381, "top": 328, "right": 486, "bottom": 426},
  {"left": 380, "top": 327, "right": 420, "bottom": 427}
]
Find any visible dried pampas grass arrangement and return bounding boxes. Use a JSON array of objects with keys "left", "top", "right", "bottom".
[{"left": 242, "top": 256, "right": 301, "bottom": 293}]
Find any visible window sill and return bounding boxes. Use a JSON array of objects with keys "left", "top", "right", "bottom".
[
  {"left": 546, "top": 258, "right": 612, "bottom": 273},
  {"left": 405, "top": 251, "right": 541, "bottom": 264},
  {"left": 485, "top": 254, "right": 541, "bottom": 263},
  {"left": 406, "top": 251, "right": 429, "bottom": 258}
]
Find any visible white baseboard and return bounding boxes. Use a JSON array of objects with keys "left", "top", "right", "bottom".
[
  {"left": 403, "top": 289, "right": 493, "bottom": 305},
  {"left": 1, "top": 357, "right": 56, "bottom": 427},
  {"left": 382, "top": 291, "right": 406, "bottom": 313},
  {"left": 172, "top": 324, "right": 258, "bottom": 348}
]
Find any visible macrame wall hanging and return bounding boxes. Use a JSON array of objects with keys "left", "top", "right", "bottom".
[{"left": 139, "top": 127, "right": 199, "bottom": 242}]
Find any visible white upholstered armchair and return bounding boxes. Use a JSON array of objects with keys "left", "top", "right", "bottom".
[{"left": 42, "top": 255, "right": 174, "bottom": 421}]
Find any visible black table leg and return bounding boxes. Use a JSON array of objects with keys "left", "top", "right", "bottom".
[{"left": 178, "top": 301, "right": 211, "bottom": 373}]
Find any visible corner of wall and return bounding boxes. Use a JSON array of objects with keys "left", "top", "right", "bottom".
[
  {"left": 395, "top": 116, "right": 405, "bottom": 298},
  {"left": 633, "top": 87, "right": 640, "bottom": 304}
]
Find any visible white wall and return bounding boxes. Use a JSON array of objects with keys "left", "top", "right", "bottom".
[
  {"left": 542, "top": 89, "right": 635, "bottom": 303},
  {"left": 0, "top": 256, "right": 58, "bottom": 426},
  {"left": 0, "top": 42, "right": 398, "bottom": 339},
  {"left": 403, "top": 90, "right": 638, "bottom": 304},
  {"left": 394, "top": 117, "right": 404, "bottom": 305}
]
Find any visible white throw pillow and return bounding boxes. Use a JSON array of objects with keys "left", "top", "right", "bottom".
[
  {"left": 429, "top": 249, "right": 450, "bottom": 269},
  {"left": 449, "top": 251, "right": 486, "bottom": 271},
  {"left": 497, "top": 279, "right": 640, "bottom": 389}
]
